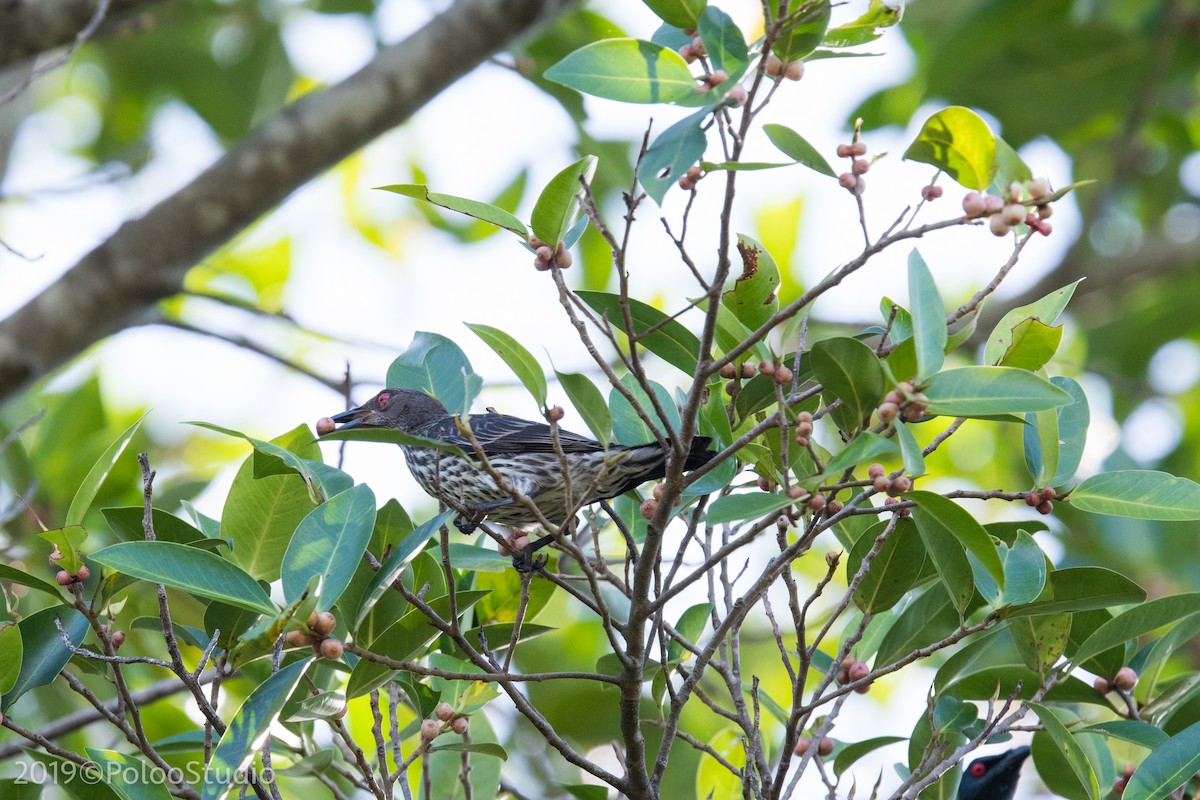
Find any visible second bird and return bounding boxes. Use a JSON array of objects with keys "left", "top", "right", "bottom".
[{"left": 325, "top": 389, "right": 716, "bottom": 529}]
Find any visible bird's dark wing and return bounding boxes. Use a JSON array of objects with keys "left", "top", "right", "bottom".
[{"left": 463, "top": 414, "right": 605, "bottom": 454}]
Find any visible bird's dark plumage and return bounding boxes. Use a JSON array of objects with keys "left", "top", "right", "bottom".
[
  {"left": 327, "top": 388, "right": 716, "bottom": 529},
  {"left": 957, "top": 746, "right": 1030, "bottom": 800}
]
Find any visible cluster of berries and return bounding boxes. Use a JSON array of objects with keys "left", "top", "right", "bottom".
[
  {"left": 1093, "top": 665, "right": 1137, "bottom": 696},
  {"left": 836, "top": 656, "right": 873, "bottom": 694},
  {"left": 530, "top": 235, "right": 573, "bottom": 271},
  {"left": 640, "top": 481, "right": 685, "bottom": 520},
  {"left": 285, "top": 610, "right": 345, "bottom": 660},
  {"left": 420, "top": 702, "right": 470, "bottom": 740},
  {"left": 51, "top": 546, "right": 90, "bottom": 586},
  {"left": 867, "top": 463, "right": 911, "bottom": 496},
  {"left": 878, "top": 382, "right": 928, "bottom": 424},
  {"left": 1023, "top": 486, "right": 1056, "bottom": 515},
  {"left": 792, "top": 734, "right": 833, "bottom": 758},
  {"left": 962, "top": 178, "right": 1054, "bottom": 237},
  {"left": 719, "top": 360, "right": 794, "bottom": 397},
  {"left": 836, "top": 141, "right": 869, "bottom": 196},
  {"left": 677, "top": 164, "right": 704, "bottom": 191},
  {"left": 763, "top": 54, "right": 805, "bottom": 82}
]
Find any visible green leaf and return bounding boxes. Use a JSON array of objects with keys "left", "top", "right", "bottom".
[
  {"left": 762, "top": 124, "right": 836, "bottom": 177},
  {"left": 86, "top": 749, "right": 173, "bottom": 800},
  {"left": 0, "top": 778, "right": 42, "bottom": 799},
  {"left": 1076, "top": 719, "right": 1168, "bottom": 750},
  {"left": 810, "top": 337, "right": 887, "bottom": 429},
  {"left": 531, "top": 154, "right": 598, "bottom": 247},
  {"left": 609, "top": 374, "right": 679, "bottom": 444},
  {"left": 1072, "top": 593, "right": 1200, "bottom": 667},
  {"left": 201, "top": 659, "right": 312, "bottom": 800},
  {"left": 903, "top": 106, "right": 997, "bottom": 190},
  {"left": 851, "top": 518, "right": 925, "bottom": 614},
  {"left": 907, "top": 250, "right": 947, "bottom": 380},
  {"left": 375, "top": 184, "right": 528, "bottom": 238},
  {"left": 576, "top": 290, "right": 701, "bottom": 375},
  {"left": 998, "top": 318, "right": 1063, "bottom": 371},
  {"left": 430, "top": 741, "right": 510, "bottom": 761},
  {"left": 642, "top": 0, "right": 707, "bottom": 29},
  {"left": 983, "top": 279, "right": 1083, "bottom": 366},
  {"left": 281, "top": 484, "right": 376, "bottom": 611},
  {"left": 993, "top": 531, "right": 1047, "bottom": 607},
  {"left": 987, "top": 135, "right": 1033, "bottom": 198},
  {"left": 545, "top": 39, "right": 697, "bottom": 104},
  {"left": 103, "top": 506, "right": 207, "bottom": 544},
  {"left": 821, "top": 432, "right": 899, "bottom": 478},
  {"left": 912, "top": 506, "right": 973, "bottom": 613},
  {"left": 1069, "top": 470, "right": 1200, "bottom": 520},
  {"left": 91, "top": 541, "right": 275, "bottom": 615},
  {"left": 772, "top": 0, "right": 831, "bottom": 62},
  {"left": 697, "top": 6, "right": 748, "bottom": 74},
  {"left": 1023, "top": 405, "right": 1060, "bottom": 487},
  {"left": 354, "top": 510, "right": 454, "bottom": 631},
  {"left": 466, "top": 323, "right": 547, "bottom": 407},
  {"left": 65, "top": 412, "right": 146, "bottom": 527},
  {"left": 1050, "top": 377, "right": 1089, "bottom": 486},
  {"left": 908, "top": 491, "right": 1004, "bottom": 590},
  {"left": 0, "top": 563, "right": 65, "bottom": 601},
  {"left": 723, "top": 235, "right": 780, "bottom": 331},
  {"left": 640, "top": 108, "right": 708, "bottom": 204},
  {"left": 875, "top": 582, "right": 960, "bottom": 667},
  {"left": 893, "top": 420, "right": 926, "bottom": 477},
  {"left": 923, "top": 366, "right": 1071, "bottom": 417},
  {"left": 387, "top": 331, "right": 482, "bottom": 417},
  {"left": 669, "top": 603, "right": 712, "bottom": 662},
  {"left": 3, "top": 607, "right": 88, "bottom": 712},
  {"left": 822, "top": 0, "right": 902, "bottom": 48},
  {"left": 0, "top": 623, "right": 22, "bottom": 696},
  {"left": 705, "top": 493, "right": 794, "bottom": 525},
  {"left": 1029, "top": 704, "right": 1102, "bottom": 800},
  {"left": 554, "top": 371, "right": 611, "bottom": 445},
  {"left": 1012, "top": 613, "right": 1071, "bottom": 673},
  {"left": 1004, "top": 566, "right": 1145, "bottom": 618}
]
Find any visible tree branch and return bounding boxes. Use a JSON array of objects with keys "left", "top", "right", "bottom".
[{"left": 0, "top": 0, "right": 574, "bottom": 402}]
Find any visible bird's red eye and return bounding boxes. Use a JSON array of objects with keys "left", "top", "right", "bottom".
[
  {"left": 377, "top": 391, "right": 390, "bottom": 405},
  {"left": 970, "top": 762, "right": 986, "bottom": 777}
]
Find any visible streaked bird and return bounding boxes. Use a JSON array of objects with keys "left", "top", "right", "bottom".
[
  {"left": 325, "top": 388, "right": 715, "bottom": 533},
  {"left": 957, "top": 746, "right": 1031, "bottom": 800}
]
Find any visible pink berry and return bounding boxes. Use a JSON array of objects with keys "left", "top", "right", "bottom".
[
  {"left": 983, "top": 194, "right": 1004, "bottom": 213},
  {"left": 783, "top": 60, "right": 804, "bottom": 81},
  {"left": 764, "top": 54, "right": 784, "bottom": 76},
  {"left": 850, "top": 142, "right": 867, "bottom": 157},
  {"left": 989, "top": 215, "right": 1011, "bottom": 237},
  {"left": 1114, "top": 667, "right": 1137, "bottom": 691},
  {"left": 852, "top": 159, "right": 870, "bottom": 176},
  {"left": 921, "top": 185, "right": 943, "bottom": 201},
  {"left": 451, "top": 717, "right": 469, "bottom": 735},
  {"left": 838, "top": 172, "right": 856, "bottom": 189},
  {"left": 1002, "top": 203, "right": 1026, "bottom": 226},
  {"left": 1039, "top": 222, "right": 1053, "bottom": 236},
  {"left": 962, "top": 192, "right": 986, "bottom": 218},
  {"left": 1027, "top": 178, "right": 1050, "bottom": 199},
  {"left": 435, "top": 703, "right": 455, "bottom": 721},
  {"left": 316, "top": 417, "right": 336, "bottom": 435},
  {"left": 726, "top": 84, "right": 748, "bottom": 107},
  {"left": 420, "top": 719, "right": 440, "bottom": 740},
  {"left": 836, "top": 144, "right": 853, "bottom": 158},
  {"left": 639, "top": 498, "right": 658, "bottom": 520}
]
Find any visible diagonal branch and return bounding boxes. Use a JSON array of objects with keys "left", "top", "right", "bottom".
[{"left": 0, "top": 0, "right": 574, "bottom": 402}]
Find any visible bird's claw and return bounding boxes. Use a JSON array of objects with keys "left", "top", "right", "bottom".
[
  {"left": 510, "top": 533, "right": 555, "bottom": 573},
  {"left": 453, "top": 508, "right": 489, "bottom": 534}
]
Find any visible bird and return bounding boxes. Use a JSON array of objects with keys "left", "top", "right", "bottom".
[
  {"left": 323, "top": 388, "right": 716, "bottom": 561},
  {"left": 957, "top": 746, "right": 1031, "bottom": 800}
]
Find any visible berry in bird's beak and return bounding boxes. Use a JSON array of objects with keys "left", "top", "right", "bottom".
[{"left": 326, "top": 405, "right": 371, "bottom": 432}]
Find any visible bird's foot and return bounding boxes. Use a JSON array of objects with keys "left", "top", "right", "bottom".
[
  {"left": 453, "top": 498, "right": 514, "bottom": 534},
  {"left": 511, "top": 533, "right": 555, "bottom": 574}
]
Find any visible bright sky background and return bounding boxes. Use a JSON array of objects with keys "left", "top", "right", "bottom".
[{"left": 0, "top": 2, "right": 1125, "bottom": 795}]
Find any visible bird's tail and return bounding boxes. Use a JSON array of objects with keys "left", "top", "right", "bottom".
[{"left": 683, "top": 436, "right": 717, "bottom": 471}]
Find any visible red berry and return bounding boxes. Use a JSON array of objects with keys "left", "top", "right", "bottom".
[
  {"left": 1025, "top": 491, "right": 1040, "bottom": 507},
  {"left": 1041, "top": 487, "right": 1057, "bottom": 501},
  {"left": 764, "top": 54, "right": 784, "bottom": 77},
  {"left": 1093, "top": 677, "right": 1110, "bottom": 694},
  {"left": 758, "top": 476, "right": 772, "bottom": 492},
  {"left": 75, "top": 565, "right": 90, "bottom": 582},
  {"left": 849, "top": 661, "right": 869, "bottom": 682},
  {"left": 1039, "top": 222, "right": 1053, "bottom": 236},
  {"left": 758, "top": 360, "right": 775, "bottom": 376},
  {"left": 1027, "top": 178, "right": 1050, "bottom": 199},
  {"left": 110, "top": 630, "right": 126, "bottom": 648},
  {"left": 512, "top": 534, "right": 531, "bottom": 551},
  {"left": 877, "top": 402, "right": 899, "bottom": 422},
  {"left": 867, "top": 463, "right": 885, "bottom": 479},
  {"left": 741, "top": 363, "right": 757, "bottom": 379},
  {"left": 796, "top": 411, "right": 813, "bottom": 424},
  {"left": 1002, "top": 203, "right": 1026, "bottom": 226},
  {"left": 825, "top": 551, "right": 839, "bottom": 567},
  {"left": 793, "top": 737, "right": 811, "bottom": 756},
  {"left": 872, "top": 476, "right": 891, "bottom": 493},
  {"left": 921, "top": 185, "right": 943, "bottom": 201},
  {"left": 1038, "top": 204, "right": 1053, "bottom": 220},
  {"left": 983, "top": 195, "right": 1004, "bottom": 213},
  {"left": 639, "top": 499, "right": 658, "bottom": 520},
  {"left": 719, "top": 363, "right": 737, "bottom": 379},
  {"left": 319, "top": 638, "right": 344, "bottom": 659},
  {"left": 451, "top": 716, "right": 469, "bottom": 734},
  {"left": 534, "top": 257, "right": 552, "bottom": 271},
  {"left": 420, "top": 719, "right": 440, "bottom": 740},
  {"left": 1036, "top": 499, "right": 1053, "bottom": 515},
  {"left": 554, "top": 243, "right": 572, "bottom": 268},
  {"left": 787, "top": 486, "right": 805, "bottom": 500},
  {"left": 285, "top": 629, "right": 314, "bottom": 647},
  {"left": 435, "top": 702, "right": 455, "bottom": 721},
  {"left": 817, "top": 737, "right": 834, "bottom": 756},
  {"left": 535, "top": 245, "right": 553, "bottom": 261},
  {"left": 808, "top": 494, "right": 826, "bottom": 512},
  {"left": 56, "top": 570, "right": 72, "bottom": 586},
  {"left": 774, "top": 366, "right": 793, "bottom": 384},
  {"left": 708, "top": 69, "right": 729, "bottom": 86},
  {"left": 686, "top": 165, "right": 703, "bottom": 182},
  {"left": 547, "top": 405, "right": 565, "bottom": 423}
]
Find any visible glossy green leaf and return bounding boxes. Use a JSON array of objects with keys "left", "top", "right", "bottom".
[
  {"left": 762, "top": 124, "right": 836, "bottom": 177},
  {"left": 893, "top": 420, "right": 926, "bottom": 477},
  {"left": 697, "top": 6, "right": 747, "bottom": 74},
  {"left": 531, "top": 154, "right": 598, "bottom": 248},
  {"left": 907, "top": 250, "right": 947, "bottom": 379},
  {"left": 281, "top": 484, "right": 376, "bottom": 611},
  {"left": 640, "top": 108, "right": 708, "bottom": 204},
  {"left": 1069, "top": 470, "right": 1200, "bottom": 520},
  {"left": 545, "top": 40, "right": 696, "bottom": 103},
  {"left": 3, "top": 607, "right": 88, "bottom": 712},
  {"left": 1029, "top": 704, "right": 1102, "bottom": 800},
  {"left": 0, "top": 563, "right": 65, "bottom": 601},
  {"left": 103, "top": 506, "right": 207, "bottom": 544},
  {"left": 987, "top": 135, "right": 1033, "bottom": 198},
  {"left": 723, "top": 235, "right": 780, "bottom": 331},
  {"left": 91, "top": 541, "right": 275, "bottom": 615},
  {"left": 0, "top": 624, "right": 22, "bottom": 696},
  {"left": 1118, "top": 724, "right": 1200, "bottom": 800},
  {"left": 23, "top": 751, "right": 115, "bottom": 799},
  {"left": 375, "top": 184, "right": 527, "bottom": 238},
  {"left": 0, "top": 778, "right": 41, "bottom": 799},
  {"left": 1023, "top": 405, "right": 1060, "bottom": 487},
  {"left": 822, "top": 432, "right": 899, "bottom": 478},
  {"left": 466, "top": 323, "right": 547, "bottom": 407},
  {"left": 1005, "top": 567, "right": 1145, "bottom": 618},
  {"left": 984, "top": 279, "right": 1082, "bottom": 366},
  {"left": 705, "top": 492, "right": 794, "bottom": 525},
  {"left": 1049, "top": 377, "right": 1089, "bottom": 486},
  {"left": 66, "top": 412, "right": 146, "bottom": 527},
  {"left": 823, "top": 0, "right": 902, "bottom": 48},
  {"left": 386, "top": 331, "right": 482, "bottom": 416},
  {"left": 998, "top": 318, "right": 1063, "bottom": 371},
  {"left": 1076, "top": 719, "right": 1168, "bottom": 750},
  {"left": 810, "top": 337, "right": 887, "bottom": 429},
  {"left": 609, "top": 373, "right": 679, "bottom": 444},
  {"left": 908, "top": 491, "right": 1004, "bottom": 589},
  {"left": 576, "top": 290, "right": 701, "bottom": 376},
  {"left": 903, "top": 106, "right": 997, "bottom": 190},
  {"left": 912, "top": 505, "right": 973, "bottom": 613},
  {"left": 355, "top": 510, "right": 454, "bottom": 631},
  {"left": 1072, "top": 592, "right": 1200, "bottom": 667},
  {"left": 642, "top": 0, "right": 707, "bottom": 29},
  {"left": 669, "top": 603, "right": 712, "bottom": 662},
  {"left": 875, "top": 582, "right": 960, "bottom": 667},
  {"left": 86, "top": 749, "right": 173, "bottom": 800},
  {"left": 923, "top": 366, "right": 1071, "bottom": 417},
  {"left": 851, "top": 518, "right": 926, "bottom": 614},
  {"left": 772, "top": 0, "right": 831, "bottom": 62},
  {"left": 38, "top": 526, "right": 87, "bottom": 574},
  {"left": 554, "top": 371, "right": 612, "bottom": 445},
  {"left": 201, "top": 659, "right": 311, "bottom": 800}
]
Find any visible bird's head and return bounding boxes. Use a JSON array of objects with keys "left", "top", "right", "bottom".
[
  {"left": 326, "top": 389, "right": 448, "bottom": 434},
  {"left": 957, "top": 746, "right": 1031, "bottom": 800}
]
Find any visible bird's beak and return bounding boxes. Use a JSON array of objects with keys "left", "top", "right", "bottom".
[{"left": 329, "top": 406, "right": 371, "bottom": 430}]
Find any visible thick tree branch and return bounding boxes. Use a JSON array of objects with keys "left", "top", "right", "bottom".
[
  {"left": 0, "top": 0, "right": 156, "bottom": 70},
  {"left": 0, "top": 0, "right": 573, "bottom": 402}
]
